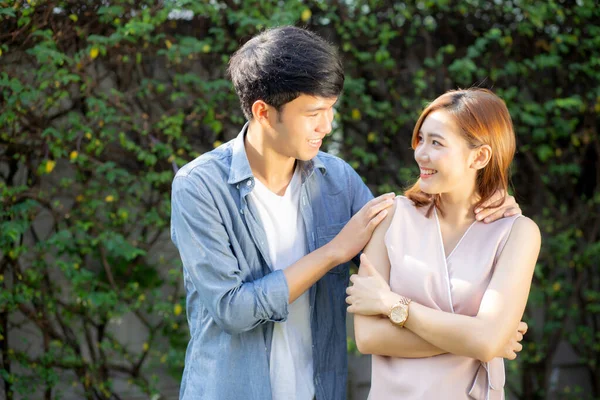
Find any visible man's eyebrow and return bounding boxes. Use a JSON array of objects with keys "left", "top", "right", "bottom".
[{"left": 305, "top": 99, "right": 339, "bottom": 112}]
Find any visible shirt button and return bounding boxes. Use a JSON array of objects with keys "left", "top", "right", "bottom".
[
  {"left": 246, "top": 180, "right": 252, "bottom": 186},
  {"left": 240, "top": 209, "right": 244, "bottom": 214}
]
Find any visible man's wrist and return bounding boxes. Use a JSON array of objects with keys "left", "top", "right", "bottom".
[{"left": 322, "top": 240, "right": 346, "bottom": 267}]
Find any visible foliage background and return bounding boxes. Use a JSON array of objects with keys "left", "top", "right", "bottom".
[{"left": 0, "top": 0, "right": 598, "bottom": 399}]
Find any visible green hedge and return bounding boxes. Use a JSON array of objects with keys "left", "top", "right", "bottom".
[{"left": 1, "top": 1, "right": 598, "bottom": 399}]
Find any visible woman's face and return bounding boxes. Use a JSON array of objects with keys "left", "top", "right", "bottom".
[{"left": 414, "top": 110, "right": 478, "bottom": 195}]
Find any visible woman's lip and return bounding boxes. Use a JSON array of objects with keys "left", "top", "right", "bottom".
[{"left": 420, "top": 170, "right": 437, "bottom": 179}]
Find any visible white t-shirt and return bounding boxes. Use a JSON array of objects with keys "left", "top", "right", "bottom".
[{"left": 247, "top": 167, "right": 315, "bottom": 400}]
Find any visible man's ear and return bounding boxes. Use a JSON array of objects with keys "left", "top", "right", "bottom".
[
  {"left": 470, "top": 144, "right": 492, "bottom": 170},
  {"left": 251, "top": 100, "right": 275, "bottom": 128}
]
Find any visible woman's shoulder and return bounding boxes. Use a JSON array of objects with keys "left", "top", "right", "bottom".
[
  {"left": 393, "top": 195, "right": 429, "bottom": 218},
  {"left": 510, "top": 216, "right": 541, "bottom": 240}
]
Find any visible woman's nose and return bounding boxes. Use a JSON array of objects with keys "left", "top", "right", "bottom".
[{"left": 415, "top": 145, "right": 429, "bottom": 163}]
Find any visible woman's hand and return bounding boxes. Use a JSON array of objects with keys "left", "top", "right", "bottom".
[
  {"left": 346, "top": 254, "right": 396, "bottom": 316},
  {"left": 496, "top": 321, "right": 528, "bottom": 360}
]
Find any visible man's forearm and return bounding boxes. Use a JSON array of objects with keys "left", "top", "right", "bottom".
[{"left": 283, "top": 242, "right": 344, "bottom": 303}]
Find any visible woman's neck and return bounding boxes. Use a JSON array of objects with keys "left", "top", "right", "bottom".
[{"left": 438, "top": 186, "right": 479, "bottom": 227}]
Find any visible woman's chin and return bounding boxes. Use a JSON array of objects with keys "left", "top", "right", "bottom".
[{"left": 419, "top": 184, "right": 439, "bottom": 195}]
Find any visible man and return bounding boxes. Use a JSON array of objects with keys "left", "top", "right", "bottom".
[{"left": 170, "top": 26, "right": 520, "bottom": 400}]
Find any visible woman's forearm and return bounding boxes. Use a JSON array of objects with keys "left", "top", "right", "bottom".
[
  {"left": 404, "top": 302, "right": 501, "bottom": 362},
  {"left": 354, "top": 314, "right": 445, "bottom": 358}
]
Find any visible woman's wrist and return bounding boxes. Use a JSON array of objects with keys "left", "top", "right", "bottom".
[{"left": 380, "top": 291, "right": 404, "bottom": 316}]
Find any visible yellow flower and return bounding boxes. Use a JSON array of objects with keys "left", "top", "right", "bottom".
[
  {"left": 138, "top": 294, "right": 145, "bottom": 302},
  {"left": 167, "top": 155, "right": 175, "bottom": 163},
  {"left": 165, "top": 40, "right": 172, "bottom": 49},
  {"left": 85, "top": 132, "right": 92, "bottom": 140},
  {"left": 301, "top": 8, "right": 312, "bottom": 22},
  {"left": 105, "top": 195, "right": 114, "bottom": 202},
  {"left": 552, "top": 282, "right": 561, "bottom": 292},
  {"left": 160, "top": 354, "right": 167, "bottom": 363},
  {"left": 70, "top": 151, "right": 78, "bottom": 161},
  {"left": 90, "top": 47, "right": 99, "bottom": 59},
  {"left": 202, "top": 44, "right": 211, "bottom": 53},
  {"left": 75, "top": 194, "right": 84, "bottom": 202},
  {"left": 367, "top": 132, "right": 377, "bottom": 143},
  {"left": 351, "top": 109, "right": 361, "bottom": 121},
  {"left": 174, "top": 303, "right": 183, "bottom": 316},
  {"left": 0, "top": 274, "right": 3, "bottom": 283},
  {"left": 142, "top": 342, "right": 149, "bottom": 351},
  {"left": 213, "top": 140, "right": 223, "bottom": 148},
  {"left": 45, "top": 160, "right": 56, "bottom": 173}
]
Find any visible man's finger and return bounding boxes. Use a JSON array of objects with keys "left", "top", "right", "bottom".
[
  {"left": 477, "top": 190, "right": 506, "bottom": 210},
  {"left": 367, "top": 198, "right": 394, "bottom": 219},
  {"left": 367, "top": 209, "right": 389, "bottom": 231},
  {"left": 479, "top": 208, "right": 506, "bottom": 223},
  {"left": 367, "top": 193, "right": 396, "bottom": 208},
  {"left": 503, "top": 206, "right": 522, "bottom": 217}
]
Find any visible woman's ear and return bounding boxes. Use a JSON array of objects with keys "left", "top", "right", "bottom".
[{"left": 470, "top": 144, "right": 492, "bottom": 170}]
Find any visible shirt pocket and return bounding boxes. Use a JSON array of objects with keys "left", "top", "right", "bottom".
[{"left": 316, "top": 222, "right": 349, "bottom": 275}]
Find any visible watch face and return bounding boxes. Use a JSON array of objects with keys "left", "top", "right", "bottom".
[{"left": 390, "top": 305, "right": 408, "bottom": 324}]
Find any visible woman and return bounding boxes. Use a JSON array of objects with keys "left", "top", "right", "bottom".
[{"left": 345, "top": 88, "right": 541, "bottom": 400}]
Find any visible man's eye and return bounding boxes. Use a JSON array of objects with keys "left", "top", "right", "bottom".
[{"left": 309, "top": 113, "right": 318, "bottom": 117}]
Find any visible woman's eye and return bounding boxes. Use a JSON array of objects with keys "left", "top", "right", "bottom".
[{"left": 433, "top": 140, "right": 442, "bottom": 146}]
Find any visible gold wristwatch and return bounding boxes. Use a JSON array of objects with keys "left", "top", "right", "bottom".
[{"left": 388, "top": 297, "right": 411, "bottom": 327}]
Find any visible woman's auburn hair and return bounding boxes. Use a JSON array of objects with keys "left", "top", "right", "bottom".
[{"left": 405, "top": 88, "right": 516, "bottom": 216}]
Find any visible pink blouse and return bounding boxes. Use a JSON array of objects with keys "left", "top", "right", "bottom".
[{"left": 369, "top": 196, "right": 521, "bottom": 400}]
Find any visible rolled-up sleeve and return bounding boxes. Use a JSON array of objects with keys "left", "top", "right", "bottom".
[{"left": 170, "top": 174, "right": 289, "bottom": 334}]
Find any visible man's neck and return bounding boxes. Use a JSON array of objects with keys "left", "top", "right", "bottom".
[{"left": 245, "top": 121, "right": 297, "bottom": 196}]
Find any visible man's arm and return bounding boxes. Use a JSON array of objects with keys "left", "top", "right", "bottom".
[{"left": 171, "top": 174, "right": 394, "bottom": 333}]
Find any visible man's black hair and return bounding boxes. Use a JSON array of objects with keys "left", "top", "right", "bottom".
[{"left": 228, "top": 26, "right": 344, "bottom": 120}]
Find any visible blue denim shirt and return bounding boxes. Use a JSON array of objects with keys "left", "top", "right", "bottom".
[{"left": 170, "top": 123, "right": 373, "bottom": 400}]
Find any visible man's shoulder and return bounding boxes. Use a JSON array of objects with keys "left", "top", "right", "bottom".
[
  {"left": 175, "top": 141, "right": 233, "bottom": 182},
  {"left": 316, "top": 151, "right": 353, "bottom": 176}
]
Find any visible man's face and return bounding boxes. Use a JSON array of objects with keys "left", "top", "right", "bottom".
[{"left": 268, "top": 95, "right": 337, "bottom": 161}]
